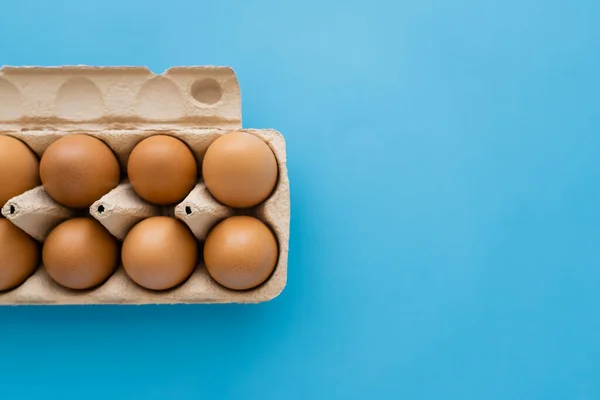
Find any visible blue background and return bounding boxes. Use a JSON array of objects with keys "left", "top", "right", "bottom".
[{"left": 1, "top": 1, "right": 599, "bottom": 399}]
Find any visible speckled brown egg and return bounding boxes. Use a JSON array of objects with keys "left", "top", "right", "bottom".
[
  {"left": 122, "top": 216, "right": 197, "bottom": 291},
  {"left": 0, "top": 219, "right": 39, "bottom": 291},
  {"left": 202, "top": 132, "right": 278, "bottom": 208},
  {"left": 43, "top": 218, "right": 119, "bottom": 290},
  {"left": 0, "top": 135, "right": 40, "bottom": 208},
  {"left": 204, "top": 216, "right": 278, "bottom": 290},
  {"left": 40, "top": 134, "right": 121, "bottom": 208},
  {"left": 127, "top": 135, "right": 197, "bottom": 205}
]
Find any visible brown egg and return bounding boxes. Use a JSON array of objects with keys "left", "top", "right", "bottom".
[
  {"left": 122, "top": 216, "right": 197, "bottom": 290},
  {"left": 202, "top": 132, "right": 278, "bottom": 208},
  {"left": 204, "top": 216, "right": 278, "bottom": 290},
  {"left": 0, "top": 219, "right": 39, "bottom": 291},
  {"left": 43, "top": 218, "right": 119, "bottom": 290},
  {"left": 127, "top": 135, "right": 197, "bottom": 205},
  {"left": 0, "top": 135, "right": 40, "bottom": 208},
  {"left": 40, "top": 134, "right": 120, "bottom": 208}
]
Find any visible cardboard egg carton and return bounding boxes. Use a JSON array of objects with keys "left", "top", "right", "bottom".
[{"left": 0, "top": 66, "right": 289, "bottom": 305}]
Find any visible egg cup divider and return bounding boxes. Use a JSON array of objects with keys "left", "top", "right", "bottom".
[{"left": 0, "top": 66, "right": 289, "bottom": 304}]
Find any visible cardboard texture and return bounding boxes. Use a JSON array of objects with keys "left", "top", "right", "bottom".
[{"left": 0, "top": 66, "right": 290, "bottom": 305}]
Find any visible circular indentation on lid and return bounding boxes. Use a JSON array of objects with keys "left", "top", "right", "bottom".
[
  {"left": 55, "top": 78, "right": 105, "bottom": 121},
  {"left": 136, "top": 77, "right": 184, "bottom": 120},
  {"left": 0, "top": 78, "right": 22, "bottom": 120},
  {"left": 97, "top": 205, "right": 105, "bottom": 214},
  {"left": 191, "top": 78, "right": 222, "bottom": 105}
]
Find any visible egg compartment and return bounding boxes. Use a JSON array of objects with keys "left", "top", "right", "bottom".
[{"left": 0, "top": 66, "right": 289, "bottom": 305}]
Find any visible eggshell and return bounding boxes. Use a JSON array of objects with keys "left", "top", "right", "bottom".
[
  {"left": 0, "top": 219, "right": 39, "bottom": 291},
  {"left": 204, "top": 216, "right": 278, "bottom": 290},
  {"left": 202, "top": 131, "right": 278, "bottom": 208},
  {"left": 0, "top": 135, "right": 40, "bottom": 208},
  {"left": 40, "top": 134, "right": 121, "bottom": 208},
  {"left": 127, "top": 135, "right": 197, "bottom": 205},
  {"left": 43, "top": 218, "right": 119, "bottom": 290},
  {"left": 122, "top": 216, "right": 197, "bottom": 291}
]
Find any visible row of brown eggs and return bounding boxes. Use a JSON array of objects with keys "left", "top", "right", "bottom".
[
  {"left": 1, "top": 213, "right": 278, "bottom": 293},
  {"left": 0, "top": 130, "right": 279, "bottom": 209},
  {"left": 40, "top": 130, "right": 278, "bottom": 209},
  {"left": 0, "top": 132, "right": 280, "bottom": 293},
  {"left": 42, "top": 214, "right": 278, "bottom": 292}
]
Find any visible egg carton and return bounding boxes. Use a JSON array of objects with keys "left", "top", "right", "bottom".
[{"left": 0, "top": 66, "right": 290, "bottom": 305}]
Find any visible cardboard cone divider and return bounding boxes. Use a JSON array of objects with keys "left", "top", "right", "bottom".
[{"left": 0, "top": 66, "right": 290, "bottom": 305}]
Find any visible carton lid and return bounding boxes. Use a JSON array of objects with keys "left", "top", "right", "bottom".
[{"left": 0, "top": 65, "right": 241, "bottom": 130}]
